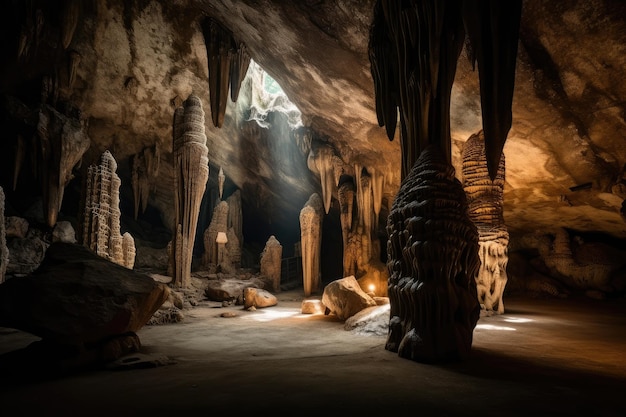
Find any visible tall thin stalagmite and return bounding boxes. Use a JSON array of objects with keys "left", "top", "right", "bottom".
[
  {"left": 172, "top": 95, "right": 209, "bottom": 288},
  {"left": 300, "top": 193, "right": 323, "bottom": 297}
]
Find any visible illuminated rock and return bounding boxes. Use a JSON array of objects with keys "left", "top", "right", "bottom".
[
  {"left": 300, "top": 193, "right": 323, "bottom": 297},
  {"left": 218, "top": 166, "right": 225, "bottom": 200},
  {"left": 171, "top": 94, "right": 209, "bottom": 287},
  {"left": 386, "top": 146, "right": 480, "bottom": 362},
  {"left": 82, "top": 150, "right": 135, "bottom": 269},
  {"left": 243, "top": 287, "right": 277, "bottom": 309},
  {"left": 260, "top": 235, "right": 282, "bottom": 292},
  {"left": 322, "top": 275, "right": 377, "bottom": 321},
  {"left": 462, "top": 131, "right": 509, "bottom": 314}
]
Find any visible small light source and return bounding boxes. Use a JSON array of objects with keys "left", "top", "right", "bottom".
[{"left": 368, "top": 284, "right": 376, "bottom": 293}]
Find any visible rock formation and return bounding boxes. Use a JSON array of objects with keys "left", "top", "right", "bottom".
[
  {"left": 171, "top": 94, "right": 209, "bottom": 287},
  {"left": 81, "top": 150, "right": 135, "bottom": 269},
  {"left": 218, "top": 166, "right": 225, "bottom": 200},
  {"left": 35, "top": 105, "right": 90, "bottom": 227},
  {"left": 386, "top": 146, "right": 480, "bottom": 361},
  {"left": 0, "top": 242, "right": 169, "bottom": 372},
  {"left": 322, "top": 275, "right": 377, "bottom": 321},
  {"left": 260, "top": 235, "right": 283, "bottom": 292},
  {"left": 300, "top": 193, "right": 323, "bottom": 297},
  {"left": 226, "top": 190, "right": 243, "bottom": 251},
  {"left": 0, "top": 186, "right": 7, "bottom": 284},
  {"left": 243, "top": 287, "right": 278, "bottom": 309},
  {"left": 369, "top": 0, "right": 521, "bottom": 361},
  {"left": 131, "top": 146, "right": 160, "bottom": 220},
  {"left": 462, "top": 131, "right": 509, "bottom": 314},
  {"left": 203, "top": 200, "right": 229, "bottom": 267}
]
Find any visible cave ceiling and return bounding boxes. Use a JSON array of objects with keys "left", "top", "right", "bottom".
[{"left": 1, "top": 0, "right": 625, "bottom": 245}]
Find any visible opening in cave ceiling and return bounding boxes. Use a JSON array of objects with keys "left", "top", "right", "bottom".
[{"left": 247, "top": 60, "right": 302, "bottom": 130}]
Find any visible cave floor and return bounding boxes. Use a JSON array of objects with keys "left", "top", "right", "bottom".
[{"left": 1, "top": 291, "right": 625, "bottom": 417}]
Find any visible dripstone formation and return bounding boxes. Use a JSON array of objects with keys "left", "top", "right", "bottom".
[{"left": 462, "top": 131, "right": 509, "bottom": 314}]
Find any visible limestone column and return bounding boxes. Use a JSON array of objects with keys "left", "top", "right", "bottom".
[
  {"left": 462, "top": 131, "right": 509, "bottom": 314},
  {"left": 300, "top": 193, "right": 323, "bottom": 297},
  {"left": 171, "top": 95, "right": 209, "bottom": 287}
]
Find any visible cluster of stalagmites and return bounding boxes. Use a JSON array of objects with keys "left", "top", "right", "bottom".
[
  {"left": 386, "top": 146, "right": 480, "bottom": 362},
  {"left": 171, "top": 94, "right": 210, "bottom": 288},
  {"left": 81, "top": 150, "right": 135, "bottom": 269},
  {"left": 462, "top": 131, "right": 509, "bottom": 314},
  {"left": 306, "top": 138, "right": 388, "bottom": 293}
]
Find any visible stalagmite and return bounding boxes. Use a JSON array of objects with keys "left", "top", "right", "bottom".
[
  {"left": 122, "top": 232, "right": 136, "bottom": 270},
  {"left": 300, "top": 193, "right": 323, "bottom": 297},
  {"left": 218, "top": 166, "right": 225, "bottom": 200},
  {"left": 260, "top": 235, "right": 283, "bottom": 292},
  {"left": 82, "top": 150, "right": 135, "bottom": 269},
  {"left": 172, "top": 95, "right": 209, "bottom": 287},
  {"left": 337, "top": 176, "right": 356, "bottom": 277},
  {"left": 462, "top": 131, "right": 509, "bottom": 313},
  {"left": 203, "top": 200, "right": 229, "bottom": 266},
  {"left": 226, "top": 190, "right": 243, "bottom": 249},
  {"left": 369, "top": 0, "right": 521, "bottom": 362},
  {"left": 0, "top": 186, "right": 8, "bottom": 284},
  {"left": 35, "top": 105, "right": 90, "bottom": 227},
  {"left": 308, "top": 144, "right": 337, "bottom": 215},
  {"left": 386, "top": 146, "right": 480, "bottom": 361},
  {"left": 67, "top": 50, "right": 81, "bottom": 89}
]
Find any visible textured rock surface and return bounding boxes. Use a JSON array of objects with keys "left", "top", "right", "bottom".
[
  {"left": 322, "top": 275, "right": 377, "bottom": 321},
  {"left": 243, "top": 287, "right": 278, "bottom": 309},
  {"left": 0, "top": 242, "right": 169, "bottom": 345},
  {"left": 260, "top": 235, "right": 282, "bottom": 292},
  {"left": 0, "top": 0, "right": 624, "bottom": 289}
]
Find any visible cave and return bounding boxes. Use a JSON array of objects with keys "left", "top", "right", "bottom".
[{"left": 0, "top": 0, "right": 625, "bottom": 415}]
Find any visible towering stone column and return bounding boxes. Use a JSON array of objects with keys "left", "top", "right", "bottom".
[
  {"left": 171, "top": 95, "right": 209, "bottom": 287},
  {"left": 82, "top": 150, "right": 135, "bottom": 269},
  {"left": 300, "top": 193, "right": 323, "bottom": 297},
  {"left": 386, "top": 146, "right": 480, "bottom": 361},
  {"left": 462, "top": 131, "right": 509, "bottom": 314}
]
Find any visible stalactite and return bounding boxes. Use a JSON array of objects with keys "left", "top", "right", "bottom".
[
  {"left": 202, "top": 18, "right": 232, "bottom": 128},
  {"left": 218, "top": 166, "right": 225, "bottom": 200},
  {"left": 308, "top": 145, "right": 337, "bottom": 214},
  {"left": 359, "top": 171, "right": 373, "bottom": 236},
  {"left": 386, "top": 146, "right": 480, "bottom": 362},
  {"left": 13, "top": 134, "right": 25, "bottom": 191},
  {"left": 82, "top": 151, "right": 135, "bottom": 269},
  {"left": 60, "top": 0, "right": 80, "bottom": 49},
  {"left": 226, "top": 189, "right": 243, "bottom": 250},
  {"left": 370, "top": 167, "right": 385, "bottom": 233},
  {"left": 67, "top": 50, "right": 81, "bottom": 89},
  {"left": 300, "top": 193, "right": 323, "bottom": 297},
  {"left": 0, "top": 186, "right": 8, "bottom": 284},
  {"left": 462, "top": 130, "right": 508, "bottom": 313},
  {"left": 36, "top": 105, "right": 90, "bottom": 227},
  {"left": 230, "top": 43, "right": 251, "bottom": 102},
  {"left": 131, "top": 145, "right": 160, "bottom": 220},
  {"left": 172, "top": 95, "right": 209, "bottom": 287}
]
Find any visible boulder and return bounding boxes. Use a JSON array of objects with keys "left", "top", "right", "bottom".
[
  {"left": 322, "top": 276, "right": 377, "bottom": 321},
  {"left": 243, "top": 287, "right": 277, "bottom": 309},
  {"left": 5, "top": 216, "right": 29, "bottom": 238},
  {"left": 344, "top": 304, "right": 391, "bottom": 336},
  {"left": 51, "top": 221, "right": 77, "bottom": 243},
  {"left": 0, "top": 242, "right": 170, "bottom": 346},
  {"left": 301, "top": 298, "right": 325, "bottom": 314},
  {"left": 204, "top": 277, "right": 265, "bottom": 302}
]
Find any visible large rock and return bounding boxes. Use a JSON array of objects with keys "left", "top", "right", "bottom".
[
  {"left": 243, "top": 287, "right": 277, "bottom": 309},
  {"left": 204, "top": 277, "right": 267, "bottom": 303},
  {"left": 0, "top": 242, "right": 169, "bottom": 346},
  {"left": 322, "top": 275, "right": 377, "bottom": 321}
]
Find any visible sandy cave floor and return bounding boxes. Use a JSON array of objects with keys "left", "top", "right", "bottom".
[{"left": 1, "top": 290, "right": 625, "bottom": 417}]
